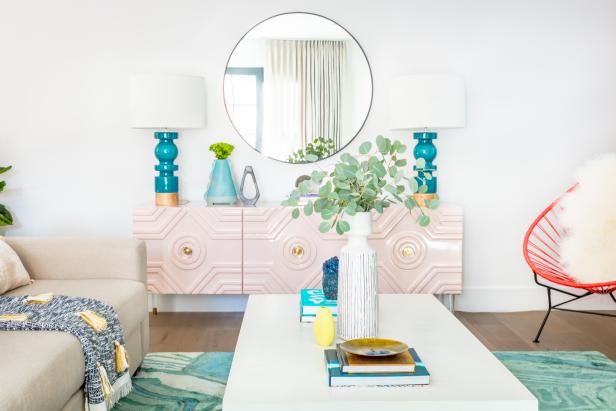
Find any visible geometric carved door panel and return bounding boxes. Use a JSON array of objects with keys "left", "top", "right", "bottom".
[
  {"left": 242, "top": 207, "right": 346, "bottom": 294},
  {"left": 370, "top": 205, "right": 463, "bottom": 294},
  {"left": 133, "top": 205, "right": 242, "bottom": 294}
]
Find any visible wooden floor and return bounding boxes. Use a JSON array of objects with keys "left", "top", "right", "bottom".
[{"left": 149, "top": 310, "right": 616, "bottom": 360}]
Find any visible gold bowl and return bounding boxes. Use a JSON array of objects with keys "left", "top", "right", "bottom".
[{"left": 338, "top": 338, "right": 409, "bottom": 357}]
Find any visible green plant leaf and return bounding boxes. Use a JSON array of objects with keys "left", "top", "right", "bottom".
[
  {"left": 0, "top": 181, "right": 5, "bottom": 193},
  {"left": 384, "top": 184, "right": 397, "bottom": 195},
  {"left": 417, "top": 215, "right": 431, "bottom": 227},
  {"left": 409, "top": 179, "right": 419, "bottom": 193},
  {"left": 359, "top": 141, "right": 372, "bottom": 154},
  {"left": 337, "top": 220, "right": 350, "bottom": 234},
  {"left": 319, "top": 221, "right": 331, "bottom": 233},
  {"left": 304, "top": 201, "right": 314, "bottom": 216},
  {"left": 374, "top": 201, "right": 384, "bottom": 213},
  {"left": 298, "top": 180, "right": 310, "bottom": 194},
  {"left": 311, "top": 170, "right": 326, "bottom": 183},
  {"left": 424, "top": 172, "right": 432, "bottom": 180},
  {"left": 0, "top": 205, "right": 11, "bottom": 226},
  {"left": 396, "top": 143, "right": 407, "bottom": 154},
  {"left": 345, "top": 203, "right": 357, "bottom": 216},
  {"left": 291, "top": 208, "right": 300, "bottom": 219},
  {"left": 404, "top": 198, "right": 417, "bottom": 209},
  {"left": 418, "top": 184, "right": 428, "bottom": 194},
  {"left": 318, "top": 181, "right": 332, "bottom": 198},
  {"left": 427, "top": 198, "right": 440, "bottom": 209},
  {"left": 388, "top": 166, "right": 397, "bottom": 178},
  {"left": 0, "top": 166, "right": 12, "bottom": 175},
  {"left": 395, "top": 159, "right": 407, "bottom": 167},
  {"left": 371, "top": 162, "right": 386, "bottom": 178},
  {"left": 304, "top": 154, "right": 319, "bottom": 162}
]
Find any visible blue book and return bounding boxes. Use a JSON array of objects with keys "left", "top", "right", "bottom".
[
  {"left": 300, "top": 289, "right": 337, "bottom": 318},
  {"left": 324, "top": 348, "right": 430, "bottom": 387}
]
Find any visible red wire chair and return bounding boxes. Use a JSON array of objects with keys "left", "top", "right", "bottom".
[{"left": 523, "top": 185, "right": 616, "bottom": 342}]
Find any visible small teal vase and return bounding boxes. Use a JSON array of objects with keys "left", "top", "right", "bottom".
[{"left": 206, "top": 159, "right": 238, "bottom": 205}]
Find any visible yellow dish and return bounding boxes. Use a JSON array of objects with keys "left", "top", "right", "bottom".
[{"left": 339, "top": 338, "right": 409, "bottom": 357}]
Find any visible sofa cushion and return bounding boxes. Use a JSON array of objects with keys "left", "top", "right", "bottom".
[
  {"left": 6, "top": 279, "right": 147, "bottom": 333},
  {"left": 0, "top": 238, "right": 31, "bottom": 294},
  {"left": 0, "top": 331, "right": 84, "bottom": 411},
  {"left": 0, "top": 279, "right": 147, "bottom": 411}
]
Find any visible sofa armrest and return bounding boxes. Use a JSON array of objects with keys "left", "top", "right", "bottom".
[{"left": 4, "top": 237, "right": 147, "bottom": 284}]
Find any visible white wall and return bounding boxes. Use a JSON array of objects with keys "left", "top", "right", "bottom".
[{"left": 1, "top": 0, "right": 615, "bottom": 312}]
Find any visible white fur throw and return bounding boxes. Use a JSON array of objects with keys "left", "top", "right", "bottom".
[
  {"left": 0, "top": 238, "right": 32, "bottom": 294},
  {"left": 560, "top": 153, "right": 616, "bottom": 284}
]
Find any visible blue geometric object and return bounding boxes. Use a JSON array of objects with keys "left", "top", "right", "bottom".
[
  {"left": 412, "top": 131, "right": 438, "bottom": 194},
  {"left": 154, "top": 131, "right": 179, "bottom": 193},
  {"left": 322, "top": 256, "right": 339, "bottom": 300},
  {"left": 205, "top": 159, "right": 237, "bottom": 205}
]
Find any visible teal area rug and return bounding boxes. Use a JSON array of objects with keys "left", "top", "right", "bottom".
[
  {"left": 114, "top": 352, "right": 232, "bottom": 411},
  {"left": 115, "top": 351, "right": 616, "bottom": 410},
  {"left": 495, "top": 351, "right": 616, "bottom": 411}
]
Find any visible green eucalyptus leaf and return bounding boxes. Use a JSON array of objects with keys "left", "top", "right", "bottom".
[
  {"left": 304, "top": 201, "right": 314, "bottom": 216},
  {"left": 395, "top": 159, "right": 407, "bottom": 167},
  {"left": 319, "top": 221, "right": 331, "bottom": 233},
  {"left": 374, "top": 201, "right": 384, "bottom": 213},
  {"left": 338, "top": 220, "right": 350, "bottom": 233},
  {"left": 417, "top": 215, "right": 431, "bottom": 227},
  {"left": 384, "top": 184, "right": 397, "bottom": 195},
  {"left": 427, "top": 198, "right": 440, "bottom": 209},
  {"left": 396, "top": 143, "right": 407, "bottom": 154},
  {"left": 298, "top": 180, "right": 310, "bottom": 194},
  {"left": 405, "top": 197, "right": 417, "bottom": 209},
  {"left": 388, "top": 166, "right": 397, "bottom": 178},
  {"left": 409, "top": 178, "right": 419, "bottom": 193},
  {"left": 318, "top": 181, "right": 332, "bottom": 197},
  {"left": 359, "top": 141, "right": 372, "bottom": 154},
  {"left": 418, "top": 184, "right": 428, "bottom": 194},
  {"left": 304, "top": 154, "right": 318, "bottom": 162},
  {"left": 291, "top": 208, "right": 300, "bottom": 219},
  {"left": 321, "top": 207, "right": 336, "bottom": 220},
  {"left": 371, "top": 162, "right": 386, "bottom": 178}
]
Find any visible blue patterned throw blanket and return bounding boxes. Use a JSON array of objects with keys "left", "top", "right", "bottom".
[{"left": 0, "top": 294, "right": 132, "bottom": 411}]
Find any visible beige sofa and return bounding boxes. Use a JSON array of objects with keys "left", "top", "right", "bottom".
[{"left": 0, "top": 238, "right": 149, "bottom": 411}]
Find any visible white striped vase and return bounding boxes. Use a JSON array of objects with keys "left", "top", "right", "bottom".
[{"left": 337, "top": 212, "right": 378, "bottom": 340}]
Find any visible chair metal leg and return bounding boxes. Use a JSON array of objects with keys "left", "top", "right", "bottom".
[
  {"left": 533, "top": 288, "right": 552, "bottom": 343},
  {"left": 611, "top": 293, "right": 616, "bottom": 304}
]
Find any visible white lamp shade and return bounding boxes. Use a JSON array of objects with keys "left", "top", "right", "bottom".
[
  {"left": 130, "top": 74, "right": 206, "bottom": 129},
  {"left": 389, "top": 74, "right": 466, "bottom": 130}
]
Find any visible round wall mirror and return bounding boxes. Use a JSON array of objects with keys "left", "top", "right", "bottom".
[{"left": 224, "top": 12, "right": 373, "bottom": 163}]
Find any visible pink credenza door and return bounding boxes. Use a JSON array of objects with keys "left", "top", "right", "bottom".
[
  {"left": 242, "top": 207, "right": 346, "bottom": 294},
  {"left": 243, "top": 205, "right": 463, "bottom": 295},
  {"left": 369, "top": 206, "right": 463, "bottom": 294},
  {"left": 133, "top": 206, "right": 242, "bottom": 294}
]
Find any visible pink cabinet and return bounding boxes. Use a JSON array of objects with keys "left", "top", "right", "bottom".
[
  {"left": 133, "top": 205, "right": 242, "bottom": 294},
  {"left": 133, "top": 204, "right": 463, "bottom": 296}
]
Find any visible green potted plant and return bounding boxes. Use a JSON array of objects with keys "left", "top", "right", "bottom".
[
  {"left": 282, "top": 135, "right": 438, "bottom": 339},
  {"left": 0, "top": 166, "right": 13, "bottom": 227},
  {"left": 205, "top": 142, "right": 238, "bottom": 205}
]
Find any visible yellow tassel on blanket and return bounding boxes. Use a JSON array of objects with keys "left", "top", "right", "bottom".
[
  {"left": 75, "top": 310, "right": 108, "bottom": 332},
  {"left": 114, "top": 341, "right": 130, "bottom": 373},
  {"left": 0, "top": 313, "right": 30, "bottom": 322},
  {"left": 97, "top": 362, "right": 114, "bottom": 401},
  {"left": 24, "top": 292, "right": 53, "bottom": 304}
]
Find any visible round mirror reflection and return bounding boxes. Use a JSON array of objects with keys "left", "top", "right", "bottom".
[{"left": 224, "top": 12, "right": 373, "bottom": 163}]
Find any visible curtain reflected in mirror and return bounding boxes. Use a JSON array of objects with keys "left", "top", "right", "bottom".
[{"left": 224, "top": 13, "right": 373, "bottom": 163}]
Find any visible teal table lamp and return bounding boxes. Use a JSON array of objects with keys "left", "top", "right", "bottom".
[
  {"left": 130, "top": 74, "right": 205, "bottom": 206},
  {"left": 389, "top": 74, "right": 466, "bottom": 199}
]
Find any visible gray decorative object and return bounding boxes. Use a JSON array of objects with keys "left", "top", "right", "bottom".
[{"left": 239, "top": 166, "right": 260, "bottom": 206}]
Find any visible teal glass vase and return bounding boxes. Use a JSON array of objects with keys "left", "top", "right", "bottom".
[{"left": 205, "top": 159, "right": 238, "bottom": 205}]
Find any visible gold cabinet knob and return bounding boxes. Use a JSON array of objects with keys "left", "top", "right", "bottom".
[
  {"left": 401, "top": 246, "right": 414, "bottom": 258},
  {"left": 182, "top": 246, "right": 193, "bottom": 256},
  {"left": 291, "top": 245, "right": 304, "bottom": 257}
]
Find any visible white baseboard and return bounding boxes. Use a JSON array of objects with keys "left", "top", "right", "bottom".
[
  {"left": 147, "top": 287, "right": 615, "bottom": 313},
  {"left": 456, "top": 286, "right": 616, "bottom": 312},
  {"left": 148, "top": 294, "right": 248, "bottom": 312}
]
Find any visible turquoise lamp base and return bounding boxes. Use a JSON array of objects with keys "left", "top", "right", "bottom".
[
  {"left": 413, "top": 131, "right": 438, "bottom": 194},
  {"left": 154, "top": 131, "right": 179, "bottom": 206}
]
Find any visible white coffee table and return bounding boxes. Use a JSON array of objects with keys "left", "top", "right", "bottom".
[{"left": 223, "top": 294, "right": 537, "bottom": 411}]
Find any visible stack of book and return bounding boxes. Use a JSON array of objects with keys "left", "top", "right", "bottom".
[
  {"left": 300, "top": 288, "right": 337, "bottom": 322},
  {"left": 324, "top": 345, "right": 430, "bottom": 387}
]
